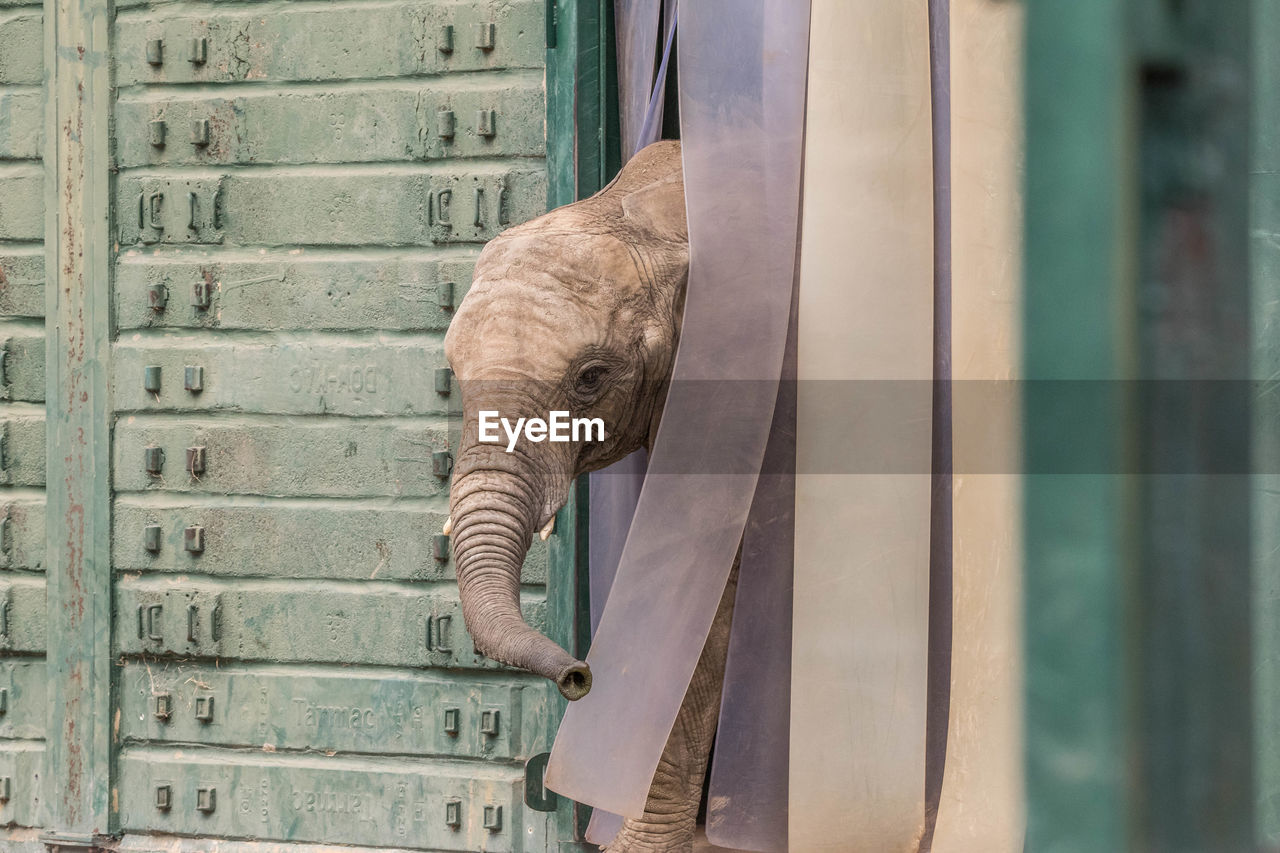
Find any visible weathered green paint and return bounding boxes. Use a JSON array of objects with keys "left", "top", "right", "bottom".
[
  {"left": 0, "top": 0, "right": 43, "bottom": 838},
  {"left": 114, "top": 2, "right": 545, "bottom": 86},
  {"left": 112, "top": 500, "right": 548, "bottom": 584},
  {"left": 115, "top": 169, "right": 546, "bottom": 248},
  {"left": 0, "top": 89, "right": 42, "bottom": 160},
  {"left": 0, "top": 494, "right": 46, "bottom": 571},
  {"left": 0, "top": 741, "right": 46, "bottom": 827},
  {"left": 5, "top": 0, "right": 577, "bottom": 845},
  {"left": 1255, "top": 0, "right": 1280, "bottom": 843},
  {"left": 0, "top": 167, "right": 42, "bottom": 240},
  {"left": 114, "top": 82, "right": 546, "bottom": 167},
  {"left": 0, "top": 12, "right": 41, "bottom": 85},
  {"left": 112, "top": 339, "right": 451, "bottom": 416},
  {"left": 119, "top": 750, "right": 543, "bottom": 851},
  {"left": 0, "top": 325, "right": 45, "bottom": 403},
  {"left": 0, "top": 250, "right": 44, "bottom": 318},
  {"left": 1024, "top": 0, "right": 1136, "bottom": 850},
  {"left": 114, "top": 578, "right": 547, "bottom": 669},
  {"left": 0, "top": 660, "right": 47, "bottom": 740},
  {"left": 113, "top": 420, "right": 452, "bottom": 497},
  {"left": 114, "top": 256, "right": 475, "bottom": 333},
  {"left": 44, "top": 0, "right": 113, "bottom": 837},
  {"left": 0, "top": 411, "right": 45, "bottom": 487},
  {"left": 117, "top": 663, "right": 544, "bottom": 761},
  {"left": 0, "top": 575, "right": 44, "bottom": 651}
]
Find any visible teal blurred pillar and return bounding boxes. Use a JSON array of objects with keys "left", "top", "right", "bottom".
[
  {"left": 1253, "top": 0, "right": 1280, "bottom": 844},
  {"left": 1026, "top": 0, "right": 1255, "bottom": 849}
]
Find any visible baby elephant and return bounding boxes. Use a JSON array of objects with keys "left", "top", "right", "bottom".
[{"left": 444, "top": 140, "right": 734, "bottom": 852}]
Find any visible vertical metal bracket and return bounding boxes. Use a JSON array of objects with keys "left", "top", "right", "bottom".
[{"left": 524, "top": 752, "right": 560, "bottom": 812}]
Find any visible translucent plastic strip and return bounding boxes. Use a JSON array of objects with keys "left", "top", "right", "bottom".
[
  {"left": 547, "top": 0, "right": 810, "bottom": 818},
  {"left": 613, "top": 0, "right": 661, "bottom": 159},
  {"left": 705, "top": 290, "right": 797, "bottom": 852},
  {"left": 788, "top": 1, "right": 934, "bottom": 850},
  {"left": 929, "top": 0, "right": 1026, "bottom": 847},
  {"left": 583, "top": 4, "right": 670, "bottom": 843}
]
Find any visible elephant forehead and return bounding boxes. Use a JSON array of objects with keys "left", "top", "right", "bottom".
[
  {"left": 447, "top": 290, "right": 607, "bottom": 381},
  {"left": 475, "top": 230, "right": 649, "bottom": 297}
]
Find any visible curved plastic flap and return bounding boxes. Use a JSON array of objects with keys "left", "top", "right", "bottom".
[
  {"left": 789, "top": 1, "right": 935, "bottom": 849},
  {"left": 547, "top": 0, "right": 810, "bottom": 818}
]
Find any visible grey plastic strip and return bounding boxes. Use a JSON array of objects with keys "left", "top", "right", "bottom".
[{"left": 547, "top": 0, "right": 810, "bottom": 818}]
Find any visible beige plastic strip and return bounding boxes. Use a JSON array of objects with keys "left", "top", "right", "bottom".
[
  {"left": 789, "top": 2, "right": 934, "bottom": 851},
  {"left": 932, "top": 1, "right": 1026, "bottom": 849}
]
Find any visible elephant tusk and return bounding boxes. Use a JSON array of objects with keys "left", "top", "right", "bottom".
[
  {"left": 442, "top": 515, "right": 453, "bottom": 536},
  {"left": 539, "top": 516, "right": 556, "bottom": 541}
]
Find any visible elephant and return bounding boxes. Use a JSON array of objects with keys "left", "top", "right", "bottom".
[{"left": 443, "top": 139, "right": 736, "bottom": 852}]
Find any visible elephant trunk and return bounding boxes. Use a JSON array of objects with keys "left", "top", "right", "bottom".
[{"left": 449, "top": 443, "right": 591, "bottom": 701}]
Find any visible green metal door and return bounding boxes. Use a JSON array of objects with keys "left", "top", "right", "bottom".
[
  {"left": 0, "top": 0, "right": 51, "bottom": 840},
  {"left": 0, "top": 0, "right": 610, "bottom": 850}
]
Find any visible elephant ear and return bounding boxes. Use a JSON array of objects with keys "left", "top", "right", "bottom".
[{"left": 620, "top": 173, "right": 688, "bottom": 246}]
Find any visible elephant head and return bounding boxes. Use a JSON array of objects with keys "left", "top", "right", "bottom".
[{"left": 443, "top": 141, "right": 688, "bottom": 700}]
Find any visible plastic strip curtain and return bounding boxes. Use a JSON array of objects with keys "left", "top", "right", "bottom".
[
  {"left": 584, "top": 3, "right": 677, "bottom": 844},
  {"left": 589, "top": 2, "right": 680, "bottom": 653},
  {"left": 701, "top": 2, "right": 804, "bottom": 838},
  {"left": 789, "top": 0, "right": 935, "bottom": 849},
  {"left": 546, "top": 0, "right": 810, "bottom": 819},
  {"left": 612, "top": 0, "right": 661, "bottom": 160},
  {"left": 929, "top": 0, "right": 1025, "bottom": 847}
]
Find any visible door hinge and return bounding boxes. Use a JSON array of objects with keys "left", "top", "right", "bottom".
[{"left": 546, "top": 0, "right": 558, "bottom": 48}]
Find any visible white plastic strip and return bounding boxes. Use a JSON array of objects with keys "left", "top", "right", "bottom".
[
  {"left": 930, "top": 0, "right": 1026, "bottom": 847},
  {"left": 547, "top": 0, "right": 810, "bottom": 818},
  {"left": 789, "top": 1, "right": 935, "bottom": 850}
]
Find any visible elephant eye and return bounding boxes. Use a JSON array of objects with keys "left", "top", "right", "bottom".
[{"left": 575, "top": 364, "right": 609, "bottom": 395}]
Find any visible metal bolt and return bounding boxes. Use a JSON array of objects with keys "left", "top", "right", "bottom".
[
  {"left": 190, "top": 119, "right": 210, "bottom": 147},
  {"left": 434, "top": 367, "right": 452, "bottom": 396},
  {"left": 0, "top": 688, "right": 7, "bottom": 716},
  {"left": 437, "top": 281, "right": 454, "bottom": 311},
  {"left": 189, "top": 36, "right": 207, "bottom": 65},
  {"left": 437, "top": 109, "right": 455, "bottom": 139},
  {"left": 0, "top": 777, "right": 10, "bottom": 804},
  {"left": 146, "top": 38, "right": 164, "bottom": 66},
  {"left": 476, "top": 22, "right": 496, "bottom": 50},
  {"left": 184, "top": 525, "right": 205, "bottom": 554},
  {"left": 443, "top": 707, "right": 460, "bottom": 735},
  {"left": 196, "top": 786, "right": 216, "bottom": 813},
  {"left": 192, "top": 279, "right": 212, "bottom": 309},
  {"left": 150, "top": 119, "right": 166, "bottom": 147},
  {"left": 483, "top": 804, "right": 502, "bottom": 832},
  {"left": 195, "top": 695, "right": 214, "bottom": 722},
  {"left": 154, "top": 693, "right": 172, "bottom": 721},
  {"left": 186, "top": 446, "right": 206, "bottom": 476},
  {"left": 184, "top": 365, "right": 204, "bottom": 393},
  {"left": 480, "top": 708, "right": 500, "bottom": 736},
  {"left": 445, "top": 799, "right": 462, "bottom": 829},
  {"left": 477, "top": 109, "right": 496, "bottom": 138},
  {"left": 143, "top": 524, "right": 163, "bottom": 553},
  {"left": 155, "top": 784, "right": 172, "bottom": 811},
  {"left": 144, "top": 445, "right": 165, "bottom": 476},
  {"left": 148, "top": 283, "right": 169, "bottom": 312},
  {"left": 432, "top": 451, "right": 453, "bottom": 479},
  {"left": 438, "top": 24, "right": 454, "bottom": 53},
  {"left": 143, "top": 365, "right": 162, "bottom": 393},
  {"left": 432, "top": 534, "right": 450, "bottom": 563}
]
